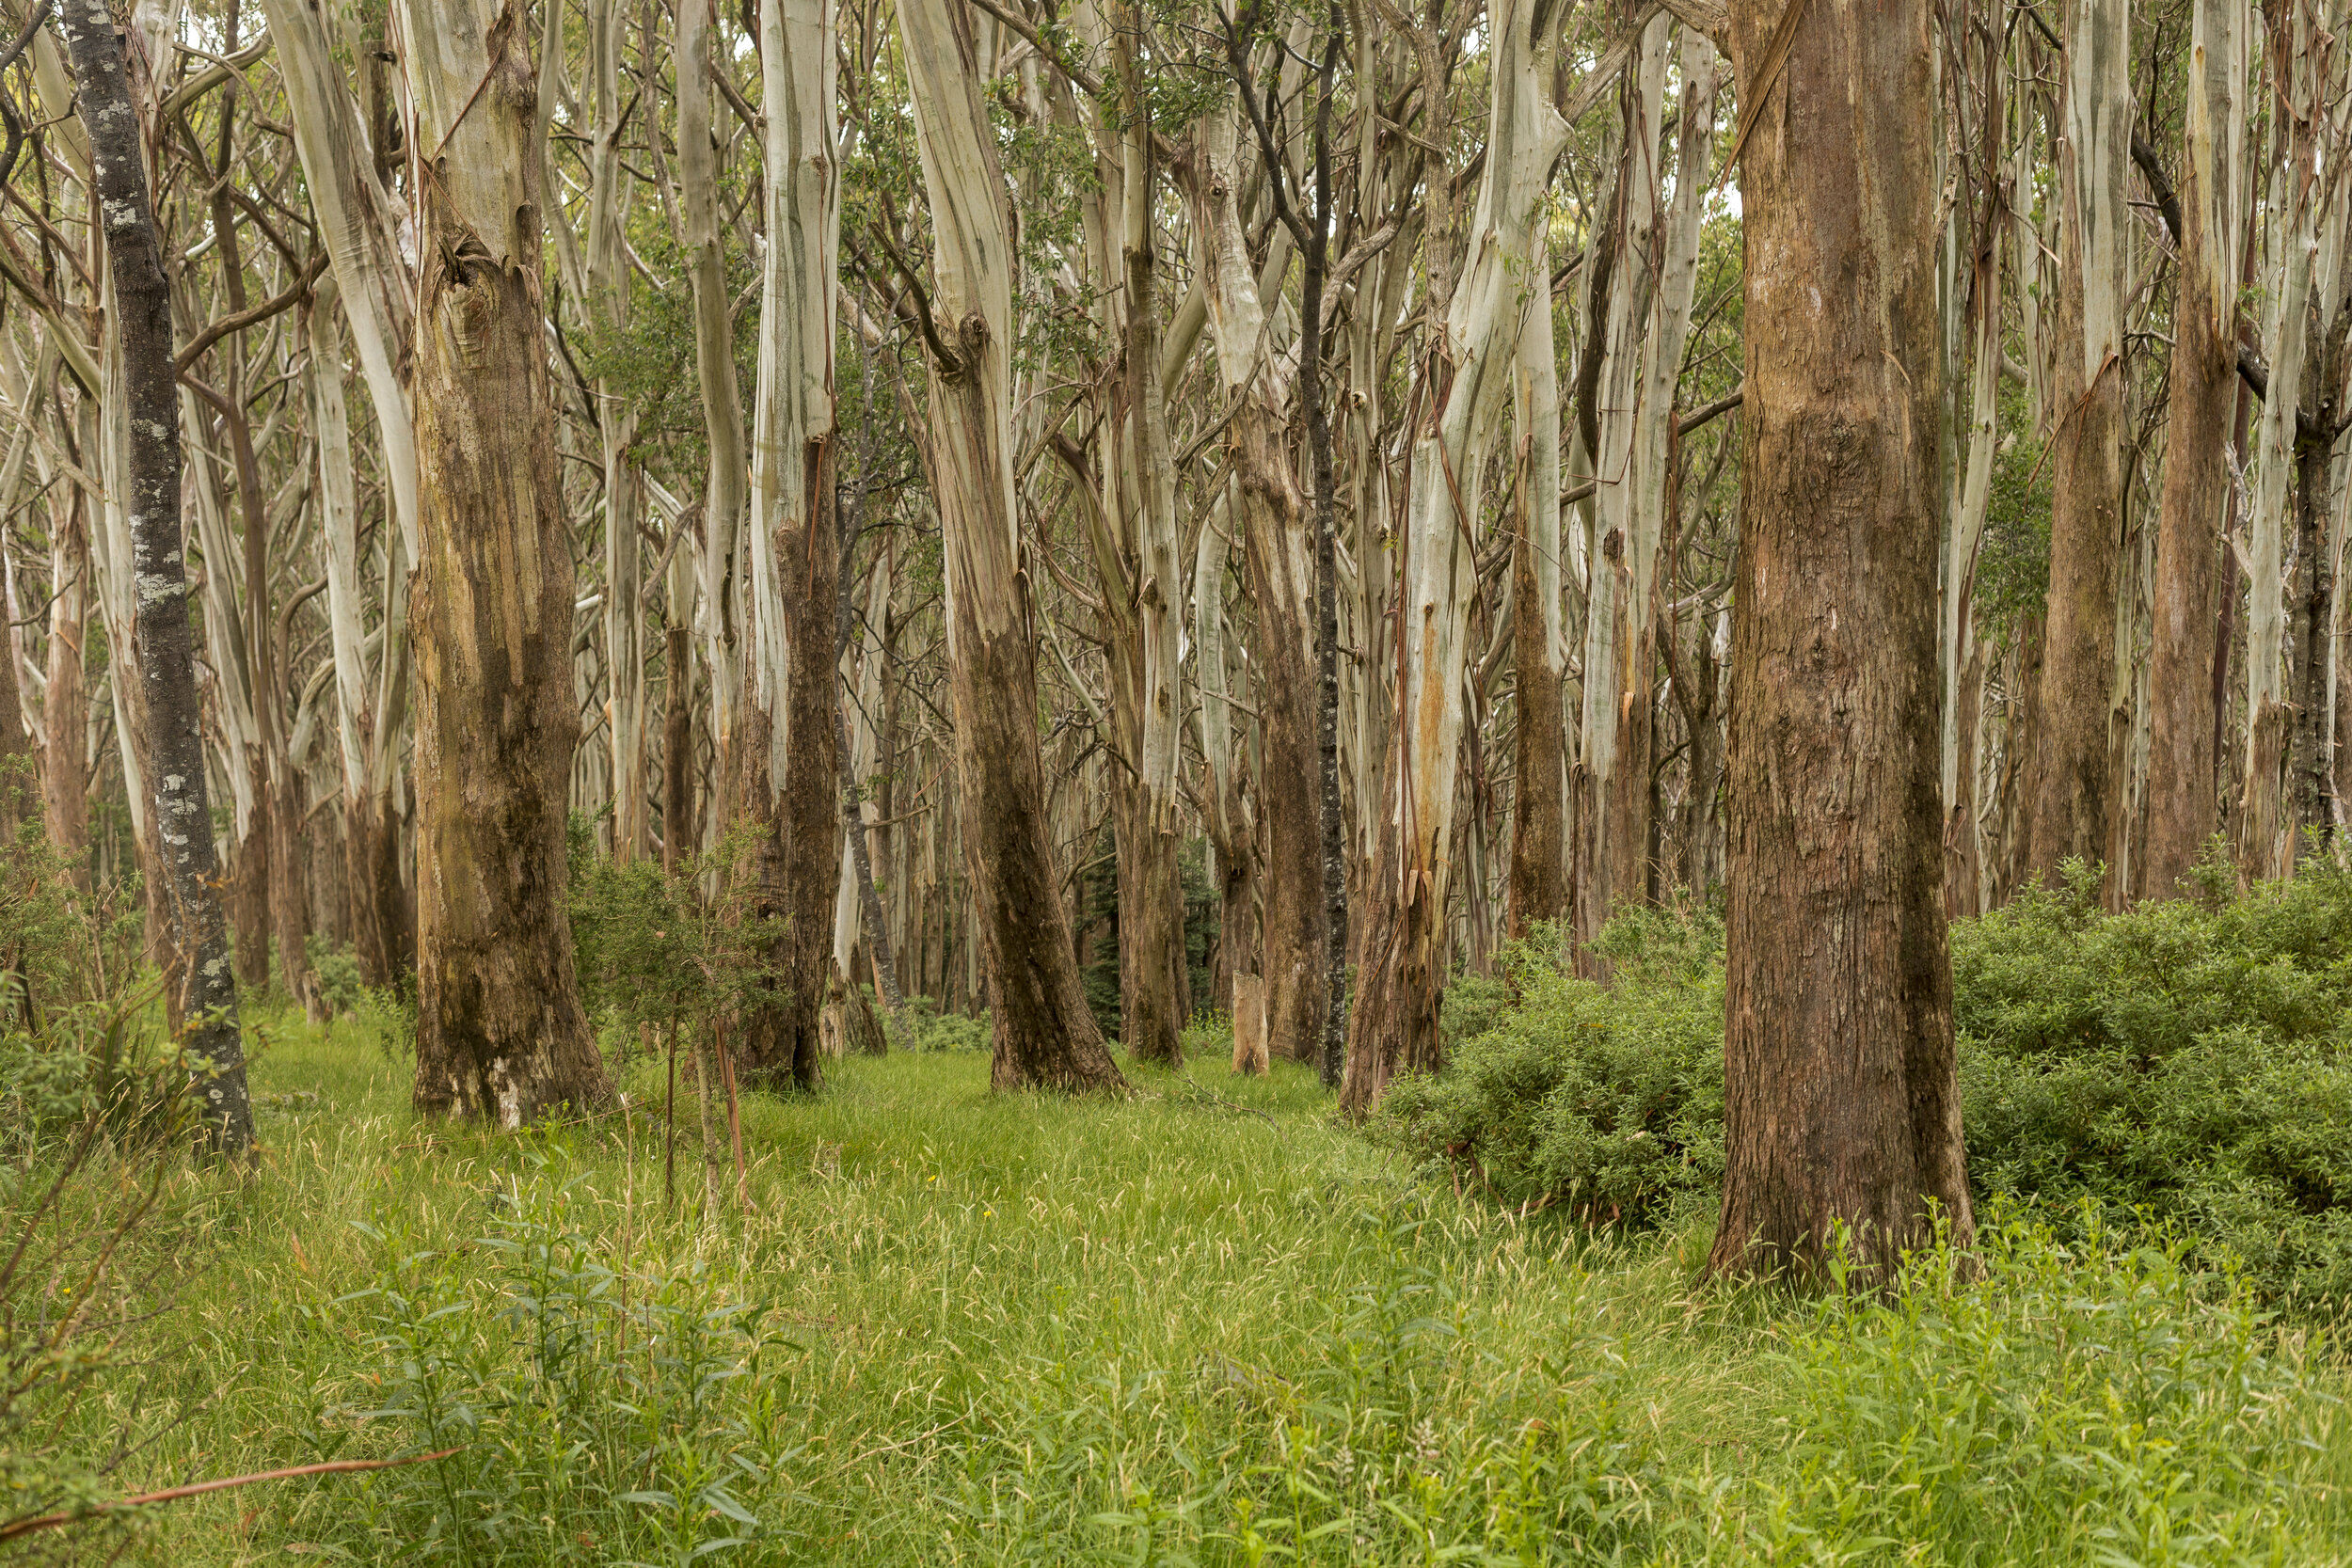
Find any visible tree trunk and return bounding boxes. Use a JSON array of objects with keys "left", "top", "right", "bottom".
[
  {"left": 42, "top": 494, "right": 89, "bottom": 885},
  {"left": 398, "top": 0, "right": 609, "bottom": 1124},
  {"left": 1506, "top": 225, "right": 1568, "bottom": 938},
  {"left": 1575, "top": 23, "right": 1668, "bottom": 962},
  {"left": 234, "top": 782, "right": 272, "bottom": 991},
  {"left": 54, "top": 0, "right": 253, "bottom": 1152},
  {"left": 2142, "top": 0, "right": 2248, "bottom": 898},
  {"left": 900, "top": 0, "right": 1124, "bottom": 1093},
  {"left": 2026, "top": 0, "right": 2128, "bottom": 890},
  {"left": 1708, "top": 0, "right": 1974, "bottom": 1284},
  {"left": 734, "top": 0, "right": 840, "bottom": 1093},
  {"left": 1341, "top": 0, "right": 1565, "bottom": 1118},
  {"left": 675, "top": 0, "right": 749, "bottom": 844},
  {"left": 663, "top": 620, "right": 694, "bottom": 876}
]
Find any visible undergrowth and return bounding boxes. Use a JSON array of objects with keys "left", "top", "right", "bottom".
[{"left": 1381, "top": 857, "right": 2352, "bottom": 1313}]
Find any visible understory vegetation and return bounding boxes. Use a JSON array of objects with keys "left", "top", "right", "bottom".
[
  {"left": 1380, "top": 852, "right": 2352, "bottom": 1313},
  {"left": 2, "top": 1008, "right": 2346, "bottom": 1564}
]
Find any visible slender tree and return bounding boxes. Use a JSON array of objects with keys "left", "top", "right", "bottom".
[{"left": 51, "top": 0, "right": 253, "bottom": 1151}]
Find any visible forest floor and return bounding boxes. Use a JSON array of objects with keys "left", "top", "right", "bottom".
[{"left": 69, "top": 1002, "right": 2352, "bottom": 1566}]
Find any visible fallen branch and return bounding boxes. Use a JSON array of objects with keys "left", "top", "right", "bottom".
[{"left": 0, "top": 1450, "right": 461, "bottom": 1544}]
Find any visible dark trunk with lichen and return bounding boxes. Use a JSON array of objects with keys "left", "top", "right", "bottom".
[{"left": 54, "top": 0, "right": 253, "bottom": 1152}]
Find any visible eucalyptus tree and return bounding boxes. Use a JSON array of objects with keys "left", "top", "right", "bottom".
[
  {"left": 2026, "top": 0, "right": 2129, "bottom": 893},
  {"left": 393, "top": 0, "right": 610, "bottom": 1121},
  {"left": 259, "top": 0, "right": 418, "bottom": 983},
  {"left": 727, "top": 0, "right": 845, "bottom": 1091},
  {"left": 899, "top": 0, "right": 1125, "bottom": 1091},
  {"left": 2139, "top": 0, "right": 2249, "bottom": 896},
  {"left": 1341, "top": 0, "right": 1570, "bottom": 1117},
  {"left": 49, "top": 0, "right": 253, "bottom": 1150},
  {"left": 1709, "top": 0, "right": 1974, "bottom": 1283}
]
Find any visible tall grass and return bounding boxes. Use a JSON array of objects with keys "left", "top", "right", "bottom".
[{"left": 37, "top": 1012, "right": 2352, "bottom": 1565}]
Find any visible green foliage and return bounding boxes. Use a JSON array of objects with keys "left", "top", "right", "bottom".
[
  {"left": 567, "top": 828, "right": 789, "bottom": 1044},
  {"left": 1375, "top": 915, "right": 1727, "bottom": 1228},
  {"left": 1957, "top": 853, "right": 2352, "bottom": 1307},
  {"left": 28, "top": 1037, "right": 2352, "bottom": 1565},
  {"left": 1381, "top": 865, "right": 2352, "bottom": 1310},
  {"left": 1, "top": 987, "right": 201, "bottom": 1557},
  {"left": 1741, "top": 1209, "right": 2340, "bottom": 1563},
  {"left": 315, "top": 1147, "right": 806, "bottom": 1564},
  {"left": 1178, "top": 1006, "right": 1234, "bottom": 1064},
  {"left": 1974, "top": 385, "right": 2053, "bottom": 636},
  {"left": 898, "top": 994, "right": 990, "bottom": 1053},
  {"left": 306, "top": 935, "right": 369, "bottom": 1019}
]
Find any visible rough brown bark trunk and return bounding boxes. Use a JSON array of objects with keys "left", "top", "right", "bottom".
[
  {"left": 55, "top": 0, "right": 252, "bottom": 1151},
  {"left": 663, "top": 623, "right": 693, "bottom": 877},
  {"left": 2287, "top": 375, "right": 2343, "bottom": 846},
  {"left": 1944, "top": 637, "right": 1985, "bottom": 919},
  {"left": 2144, "top": 313, "right": 2234, "bottom": 895},
  {"left": 343, "top": 791, "right": 389, "bottom": 984},
  {"left": 270, "top": 766, "right": 316, "bottom": 1015},
  {"left": 42, "top": 499, "right": 89, "bottom": 884},
  {"left": 1112, "top": 777, "right": 1184, "bottom": 1063},
  {"left": 1240, "top": 404, "right": 1327, "bottom": 1066},
  {"left": 1708, "top": 0, "right": 1974, "bottom": 1284},
  {"left": 2140, "top": 8, "right": 2244, "bottom": 896},
  {"left": 2026, "top": 0, "right": 2127, "bottom": 893},
  {"left": 735, "top": 455, "right": 836, "bottom": 1095},
  {"left": 233, "top": 778, "right": 272, "bottom": 990},
  {"left": 402, "top": 0, "right": 609, "bottom": 1124},
  {"left": 1507, "top": 482, "right": 1568, "bottom": 936}
]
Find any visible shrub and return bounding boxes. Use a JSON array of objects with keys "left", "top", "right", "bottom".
[
  {"left": 1379, "top": 866, "right": 2352, "bottom": 1307},
  {"left": 306, "top": 936, "right": 369, "bottom": 1019},
  {"left": 900, "top": 996, "right": 990, "bottom": 1053},
  {"left": 1958, "top": 854, "right": 2352, "bottom": 1307},
  {"left": 1373, "top": 917, "right": 1725, "bottom": 1228}
]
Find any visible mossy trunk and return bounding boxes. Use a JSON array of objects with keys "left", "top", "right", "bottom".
[{"left": 399, "top": 0, "right": 607, "bottom": 1124}]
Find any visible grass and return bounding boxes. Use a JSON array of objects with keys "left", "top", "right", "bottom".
[{"left": 40, "top": 1003, "right": 2352, "bottom": 1566}]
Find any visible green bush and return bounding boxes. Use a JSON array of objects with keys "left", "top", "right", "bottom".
[
  {"left": 900, "top": 996, "right": 990, "bottom": 1053},
  {"left": 1379, "top": 865, "right": 2352, "bottom": 1307},
  {"left": 306, "top": 936, "right": 369, "bottom": 1018},
  {"left": 1374, "top": 917, "right": 1725, "bottom": 1228},
  {"left": 1958, "top": 854, "right": 2352, "bottom": 1307}
]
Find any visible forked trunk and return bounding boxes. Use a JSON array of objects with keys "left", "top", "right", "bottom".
[{"left": 1341, "top": 0, "right": 1565, "bottom": 1117}]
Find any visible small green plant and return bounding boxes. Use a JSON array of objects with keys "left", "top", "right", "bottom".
[
  {"left": 1, "top": 996, "right": 200, "bottom": 1558},
  {"left": 319, "top": 1148, "right": 806, "bottom": 1563},
  {"left": 1177, "top": 1006, "right": 1234, "bottom": 1063},
  {"left": 898, "top": 995, "right": 990, "bottom": 1053}
]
